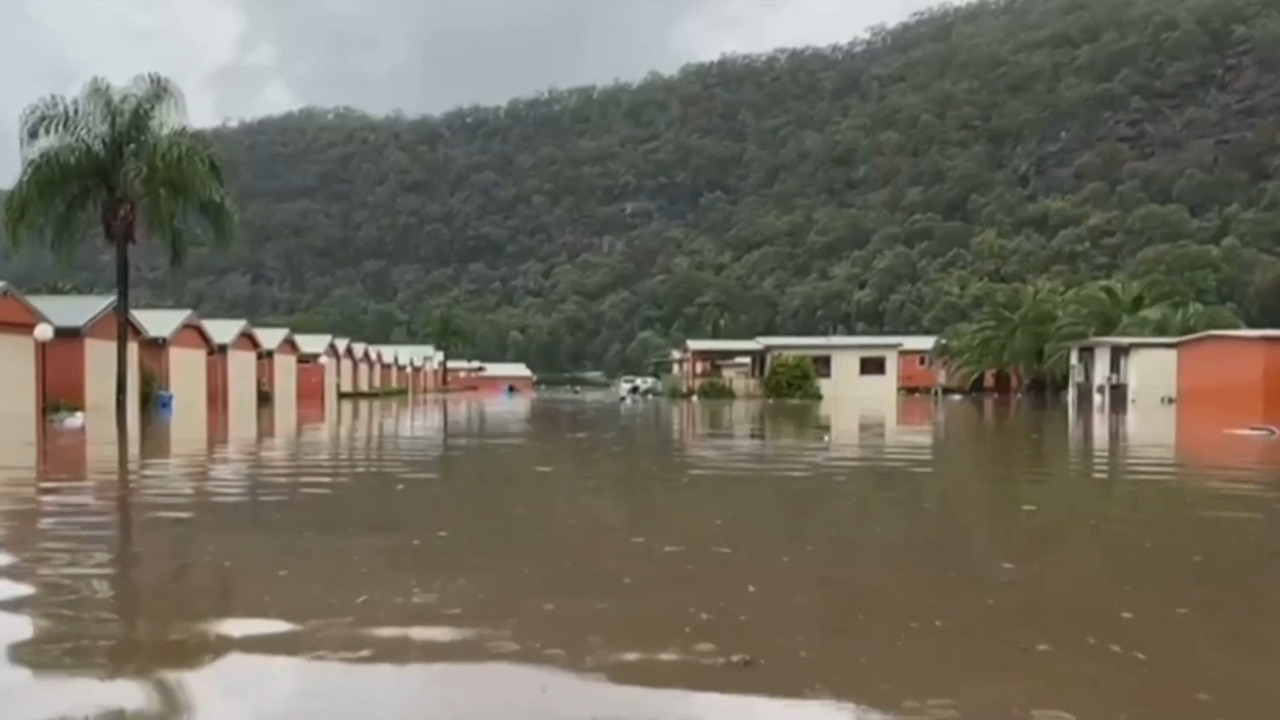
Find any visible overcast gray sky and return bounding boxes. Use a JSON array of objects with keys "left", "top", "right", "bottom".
[{"left": 0, "top": 0, "right": 936, "bottom": 181}]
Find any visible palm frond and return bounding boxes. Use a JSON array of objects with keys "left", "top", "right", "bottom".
[
  {"left": 18, "top": 76, "right": 117, "bottom": 164},
  {"left": 133, "top": 128, "right": 237, "bottom": 266},
  {"left": 5, "top": 72, "right": 237, "bottom": 266},
  {"left": 2, "top": 143, "right": 106, "bottom": 257}
]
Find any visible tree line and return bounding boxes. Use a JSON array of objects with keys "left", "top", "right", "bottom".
[{"left": 4, "top": 0, "right": 1280, "bottom": 380}]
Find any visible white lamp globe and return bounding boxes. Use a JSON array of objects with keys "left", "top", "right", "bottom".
[
  {"left": 32, "top": 322, "right": 54, "bottom": 343},
  {"left": 319, "top": 355, "right": 330, "bottom": 366}
]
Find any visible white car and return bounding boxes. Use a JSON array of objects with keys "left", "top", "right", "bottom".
[{"left": 617, "top": 375, "right": 659, "bottom": 400}]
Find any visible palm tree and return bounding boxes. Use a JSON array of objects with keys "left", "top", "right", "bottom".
[
  {"left": 427, "top": 309, "right": 469, "bottom": 388},
  {"left": 1126, "top": 302, "right": 1243, "bottom": 336},
  {"left": 941, "top": 280, "right": 1074, "bottom": 390},
  {"left": 1057, "top": 277, "right": 1178, "bottom": 338},
  {"left": 2, "top": 73, "right": 237, "bottom": 434}
]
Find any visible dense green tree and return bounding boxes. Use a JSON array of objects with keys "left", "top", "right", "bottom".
[
  {"left": 941, "top": 278, "right": 1241, "bottom": 390},
  {"left": 2, "top": 74, "right": 236, "bottom": 433},
  {"left": 427, "top": 309, "right": 469, "bottom": 388},
  {"left": 4, "top": 0, "right": 1280, "bottom": 372},
  {"left": 764, "top": 356, "right": 822, "bottom": 400}
]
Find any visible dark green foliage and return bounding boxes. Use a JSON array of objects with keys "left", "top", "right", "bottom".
[
  {"left": 696, "top": 379, "right": 737, "bottom": 399},
  {"left": 5, "top": 0, "right": 1280, "bottom": 372},
  {"left": 764, "top": 356, "right": 822, "bottom": 400},
  {"left": 940, "top": 277, "right": 1241, "bottom": 388}
]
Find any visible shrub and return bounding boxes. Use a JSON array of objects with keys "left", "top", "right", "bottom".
[
  {"left": 764, "top": 356, "right": 822, "bottom": 399},
  {"left": 696, "top": 379, "right": 737, "bottom": 399}
]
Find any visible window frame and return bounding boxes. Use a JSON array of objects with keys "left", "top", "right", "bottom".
[{"left": 859, "top": 355, "right": 887, "bottom": 376}]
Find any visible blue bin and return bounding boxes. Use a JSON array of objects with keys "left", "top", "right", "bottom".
[{"left": 156, "top": 390, "right": 174, "bottom": 417}]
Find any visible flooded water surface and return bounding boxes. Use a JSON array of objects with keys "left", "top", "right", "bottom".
[{"left": 1, "top": 395, "right": 1279, "bottom": 719}]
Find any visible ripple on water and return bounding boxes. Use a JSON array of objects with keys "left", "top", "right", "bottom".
[
  {"left": 0, "top": 577, "right": 36, "bottom": 602},
  {"left": 361, "top": 625, "right": 492, "bottom": 642},
  {"left": 200, "top": 617, "right": 302, "bottom": 638}
]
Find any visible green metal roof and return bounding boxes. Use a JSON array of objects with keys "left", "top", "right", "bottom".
[
  {"left": 24, "top": 294, "right": 115, "bottom": 330},
  {"left": 253, "top": 326, "right": 295, "bottom": 351},
  {"left": 200, "top": 318, "right": 255, "bottom": 348},
  {"left": 132, "top": 308, "right": 199, "bottom": 340},
  {"left": 293, "top": 333, "right": 335, "bottom": 356}
]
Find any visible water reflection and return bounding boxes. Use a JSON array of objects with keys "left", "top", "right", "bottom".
[{"left": 1, "top": 395, "right": 1278, "bottom": 719}]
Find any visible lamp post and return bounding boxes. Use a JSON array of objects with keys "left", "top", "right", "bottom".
[{"left": 32, "top": 322, "right": 54, "bottom": 457}]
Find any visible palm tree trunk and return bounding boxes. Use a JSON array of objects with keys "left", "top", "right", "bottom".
[
  {"left": 440, "top": 349, "right": 449, "bottom": 389},
  {"left": 114, "top": 236, "right": 130, "bottom": 441}
]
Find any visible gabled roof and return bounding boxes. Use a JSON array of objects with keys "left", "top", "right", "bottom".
[
  {"left": 0, "top": 281, "right": 47, "bottom": 325},
  {"left": 293, "top": 333, "right": 335, "bottom": 356},
  {"left": 253, "top": 326, "right": 296, "bottom": 352},
  {"left": 333, "top": 337, "right": 351, "bottom": 354},
  {"left": 350, "top": 341, "right": 369, "bottom": 360},
  {"left": 373, "top": 344, "right": 417, "bottom": 366},
  {"left": 201, "top": 318, "right": 260, "bottom": 349},
  {"left": 445, "top": 359, "right": 483, "bottom": 370},
  {"left": 132, "top": 308, "right": 213, "bottom": 345},
  {"left": 685, "top": 338, "right": 764, "bottom": 353},
  {"left": 24, "top": 294, "right": 118, "bottom": 331},
  {"left": 479, "top": 362, "right": 534, "bottom": 379},
  {"left": 395, "top": 344, "right": 437, "bottom": 364}
]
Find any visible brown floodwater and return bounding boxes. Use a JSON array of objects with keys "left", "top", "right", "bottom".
[{"left": 1, "top": 394, "right": 1279, "bottom": 719}]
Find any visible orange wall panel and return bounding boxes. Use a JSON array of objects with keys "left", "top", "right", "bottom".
[
  {"left": 297, "top": 360, "right": 326, "bottom": 408},
  {"left": 467, "top": 377, "right": 534, "bottom": 394},
  {"left": 171, "top": 325, "right": 209, "bottom": 349},
  {"left": 231, "top": 334, "right": 258, "bottom": 352},
  {"left": 0, "top": 295, "right": 38, "bottom": 327},
  {"left": 83, "top": 310, "right": 142, "bottom": 342},
  {"left": 207, "top": 353, "right": 228, "bottom": 411},
  {"left": 139, "top": 341, "right": 168, "bottom": 389},
  {"left": 1176, "top": 337, "right": 1266, "bottom": 419},
  {"left": 1264, "top": 343, "right": 1280, "bottom": 419},
  {"left": 43, "top": 338, "right": 85, "bottom": 408},
  {"left": 257, "top": 355, "right": 275, "bottom": 391},
  {"left": 898, "top": 352, "right": 938, "bottom": 391}
]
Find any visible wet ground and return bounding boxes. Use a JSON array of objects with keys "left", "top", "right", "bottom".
[{"left": 1, "top": 394, "right": 1278, "bottom": 719}]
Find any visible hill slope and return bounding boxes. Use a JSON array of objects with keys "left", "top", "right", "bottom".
[{"left": 6, "top": 0, "right": 1280, "bottom": 372}]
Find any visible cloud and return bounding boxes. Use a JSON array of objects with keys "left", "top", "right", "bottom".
[{"left": 0, "top": 0, "right": 934, "bottom": 180}]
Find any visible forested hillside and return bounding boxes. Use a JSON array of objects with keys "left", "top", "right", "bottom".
[{"left": 6, "top": 0, "right": 1280, "bottom": 373}]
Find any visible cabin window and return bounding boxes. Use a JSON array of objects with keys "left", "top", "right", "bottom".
[
  {"left": 860, "top": 356, "right": 887, "bottom": 376},
  {"left": 811, "top": 355, "right": 832, "bottom": 378},
  {"left": 916, "top": 354, "right": 928, "bottom": 368}
]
